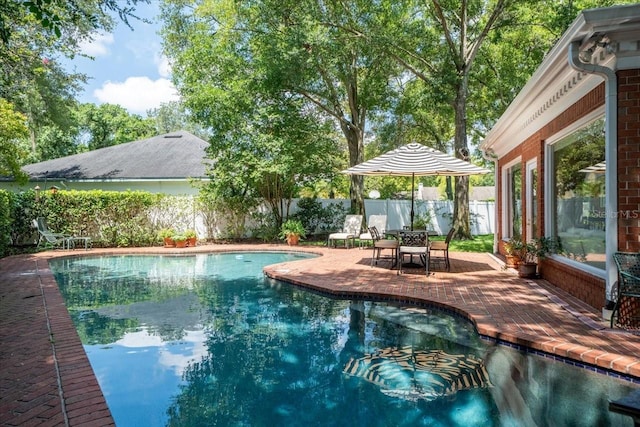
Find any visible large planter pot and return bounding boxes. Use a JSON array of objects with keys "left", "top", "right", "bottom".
[
  {"left": 163, "top": 237, "right": 175, "bottom": 248},
  {"left": 518, "top": 262, "right": 537, "bottom": 278},
  {"left": 174, "top": 240, "right": 187, "bottom": 248},
  {"left": 286, "top": 234, "right": 300, "bottom": 246},
  {"left": 187, "top": 237, "right": 197, "bottom": 247}
]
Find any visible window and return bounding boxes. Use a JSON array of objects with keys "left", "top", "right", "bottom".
[
  {"left": 550, "top": 117, "right": 606, "bottom": 269},
  {"left": 505, "top": 162, "right": 522, "bottom": 240}
]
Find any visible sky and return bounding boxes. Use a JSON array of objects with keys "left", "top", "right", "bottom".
[{"left": 67, "top": 1, "right": 179, "bottom": 116}]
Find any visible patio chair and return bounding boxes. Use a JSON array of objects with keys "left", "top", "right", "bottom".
[
  {"left": 359, "top": 215, "right": 387, "bottom": 248},
  {"left": 369, "top": 226, "right": 398, "bottom": 268},
  {"left": 33, "top": 218, "right": 70, "bottom": 249},
  {"left": 429, "top": 228, "right": 455, "bottom": 271},
  {"left": 397, "top": 230, "right": 430, "bottom": 276},
  {"left": 33, "top": 217, "right": 92, "bottom": 250},
  {"left": 328, "top": 215, "right": 363, "bottom": 249},
  {"left": 611, "top": 252, "right": 640, "bottom": 328}
]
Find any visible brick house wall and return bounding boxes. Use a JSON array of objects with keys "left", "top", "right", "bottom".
[
  {"left": 617, "top": 69, "right": 640, "bottom": 253},
  {"left": 498, "top": 84, "right": 610, "bottom": 309},
  {"left": 487, "top": 6, "right": 640, "bottom": 313}
]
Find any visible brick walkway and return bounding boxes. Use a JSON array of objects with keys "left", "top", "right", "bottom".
[{"left": 2, "top": 244, "right": 640, "bottom": 426}]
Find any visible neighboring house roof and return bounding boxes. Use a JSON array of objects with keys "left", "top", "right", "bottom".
[
  {"left": 16, "top": 130, "right": 210, "bottom": 181},
  {"left": 416, "top": 187, "right": 440, "bottom": 201},
  {"left": 469, "top": 186, "right": 495, "bottom": 201}
]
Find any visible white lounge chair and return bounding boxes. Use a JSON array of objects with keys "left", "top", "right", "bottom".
[
  {"left": 327, "top": 215, "right": 363, "bottom": 249},
  {"left": 359, "top": 215, "right": 387, "bottom": 248}
]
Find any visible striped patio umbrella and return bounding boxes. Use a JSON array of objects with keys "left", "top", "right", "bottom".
[
  {"left": 343, "top": 143, "right": 490, "bottom": 229},
  {"left": 343, "top": 346, "right": 492, "bottom": 402}
]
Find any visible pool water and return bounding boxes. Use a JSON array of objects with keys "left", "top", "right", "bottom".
[{"left": 50, "top": 253, "right": 638, "bottom": 427}]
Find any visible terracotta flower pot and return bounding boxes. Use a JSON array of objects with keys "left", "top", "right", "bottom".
[
  {"left": 174, "top": 240, "right": 187, "bottom": 248},
  {"left": 286, "top": 234, "right": 300, "bottom": 246},
  {"left": 163, "top": 237, "right": 175, "bottom": 248},
  {"left": 505, "top": 255, "right": 520, "bottom": 268},
  {"left": 187, "top": 237, "right": 197, "bottom": 247}
]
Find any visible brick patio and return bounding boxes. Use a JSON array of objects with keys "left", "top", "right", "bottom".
[{"left": 2, "top": 244, "right": 640, "bottom": 426}]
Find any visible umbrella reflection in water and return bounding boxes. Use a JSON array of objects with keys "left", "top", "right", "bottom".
[{"left": 343, "top": 346, "right": 492, "bottom": 402}]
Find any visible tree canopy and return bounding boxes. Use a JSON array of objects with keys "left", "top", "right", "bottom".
[{"left": 0, "top": 99, "right": 28, "bottom": 183}]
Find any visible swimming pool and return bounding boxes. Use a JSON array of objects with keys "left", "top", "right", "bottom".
[{"left": 50, "top": 253, "right": 638, "bottom": 426}]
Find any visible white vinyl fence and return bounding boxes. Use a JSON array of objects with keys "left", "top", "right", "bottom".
[
  {"left": 184, "top": 197, "right": 495, "bottom": 239},
  {"left": 287, "top": 199, "right": 495, "bottom": 236}
]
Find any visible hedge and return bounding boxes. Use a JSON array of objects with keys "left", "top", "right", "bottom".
[{"left": 0, "top": 189, "right": 166, "bottom": 256}]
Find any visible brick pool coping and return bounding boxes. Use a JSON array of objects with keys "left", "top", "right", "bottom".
[{"left": 2, "top": 244, "right": 640, "bottom": 425}]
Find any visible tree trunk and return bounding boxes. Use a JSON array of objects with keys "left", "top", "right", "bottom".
[
  {"left": 341, "top": 120, "right": 364, "bottom": 216},
  {"left": 341, "top": 75, "right": 365, "bottom": 216},
  {"left": 451, "top": 76, "right": 472, "bottom": 239},
  {"left": 445, "top": 176, "right": 453, "bottom": 200}
]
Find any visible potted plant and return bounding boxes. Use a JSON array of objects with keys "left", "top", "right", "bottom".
[
  {"left": 185, "top": 229, "right": 197, "bottom": 247},
  {"left": 159, "top": 228, "right": 176, "bottom": 247},
  {"left": 172, "top": 234, "right": 188, "bottom": 248},
  {"left": 279, "top": 219, "right": 306, "bottom": 246},
  {"left": 517, "top": 236, "right": 554, "bottom": 278},
  {"left": 503, "top": 237, "right": 523, "bottom": 268}
]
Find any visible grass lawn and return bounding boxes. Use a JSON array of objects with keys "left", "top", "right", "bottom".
[
  {"left": 303, "top": 234, "right": 494, "bottom": 253},
  {"left": 431, "top": 233, "right": 494, "bottom": 253}
]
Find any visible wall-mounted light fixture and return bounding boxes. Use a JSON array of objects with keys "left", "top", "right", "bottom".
[{"left": 578, "top": 36, "right": 611, "bottom": 64}]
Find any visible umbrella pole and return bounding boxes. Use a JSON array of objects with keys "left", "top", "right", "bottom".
[{"left": 410, "top": 173, "right": 415, "bottom": 231}]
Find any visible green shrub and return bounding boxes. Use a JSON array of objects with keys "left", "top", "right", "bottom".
[
  {"left": 1, "top": 189, "right": 168, "bottom": 252},
  {"left": 36, "top": 190, "right": 162, "bottom": 247},
  {"left": 293, "top": 198, "right": 349, "bottom": 236},
  {"left": 0, "top": 190, "right": 12, "bottom": 256},
  {"left": 249, "top": 211, "right": 279, "bottom": 242}
]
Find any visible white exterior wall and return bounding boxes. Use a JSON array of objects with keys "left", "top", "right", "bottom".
[{"left": 0, "top": 179, "right": 204, "bottom": 196}]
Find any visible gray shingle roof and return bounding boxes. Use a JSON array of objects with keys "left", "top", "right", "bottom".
[{"left": 21, "top": 130, "right": 210, "bottom": 180}]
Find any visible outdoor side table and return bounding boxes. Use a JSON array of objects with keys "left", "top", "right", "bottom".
[{"left": 66, "top": 236, "right": 92, "bottom": 250}]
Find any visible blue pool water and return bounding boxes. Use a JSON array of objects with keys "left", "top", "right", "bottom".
[{"left": 50, "top": 253, "right": 638, "bottom": 426}]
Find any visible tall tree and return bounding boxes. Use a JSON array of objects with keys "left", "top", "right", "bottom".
[
  {"left": 162, "top": 0, "right": 399, "bottom": 216},
  {"left": 76, "top": 103, "right": 156, "bottom": 150},
  {"left": 0, "top": 98, "right": 28, "bottom": 182},
  {"left": 1, "top": 0, "right": 149, "bottom": 160},
  {"left": 373, "top": 0, "right": 515, "bottom": 238},
  {"left": 147, "top": 101, "right": 211, "bottom": 139},
  {"left": 162, "top": 0, "right": 343, "bottom": 233}
]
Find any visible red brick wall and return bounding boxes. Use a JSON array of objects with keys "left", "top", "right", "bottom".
[
  {"left": 497, "top": 85, "right": 606, "bottom": 243},
  {"left": 497, "top": 84, "right": 608, "bottom": 309},
  {"left": 618, "top": 69, "right": 640, "bottom": 253},
  {"left": 540, "top": 258, "right": 606, "bottom": 308},
  {"left": 496, "top": 70, "right": 640, "bottom": 309}
]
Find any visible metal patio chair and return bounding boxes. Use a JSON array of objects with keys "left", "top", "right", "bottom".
[
  {"left": 397, "top": 230, "right": 430, "bottom": 276},
  {"left": 359, "top": 215, "right": 387, "bottom": 248},
  {"left": 429, "top": 228, "right": 455, "bottom": 271},
  {"left": 611, "top": 252, "right": 640, "bottom": 328},
  {"left": 369, "top": 226, "right": 398, "bottom": 268},
  {"left": 33, "top": 218, "right": 71, "bottom": 249}
]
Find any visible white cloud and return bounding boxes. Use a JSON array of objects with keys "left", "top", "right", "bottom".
[
  {"left": 93, "top": 76, "right": 180, "bottom": 114},
  {"left": 154, "top": 53, "right": 172, "bottom": 78},
  {"left": 79, "top": 33, "right": 114, "bottom": 57}
]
